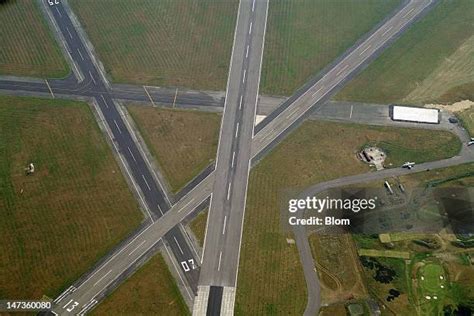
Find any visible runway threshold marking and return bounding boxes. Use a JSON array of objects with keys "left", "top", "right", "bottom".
[
  {"left": 128, "top": 240, "right": 147, "bottom": 256},
  {"left": 93, "top": 269, "right": 113, "bottom": 287},
  {"left": 143, "top": 86, "right": 156, "bottom": 106},
  {"left": 403, "top": 7, "right": 415, "bottom": 18},
  {"left": 174, "top": 237, "right": 184, "bottom": 254},
  {"left": 45, "top": 80, "right": 55, "bottom": 98}
]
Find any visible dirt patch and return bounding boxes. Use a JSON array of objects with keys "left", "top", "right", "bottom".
[{"left": 426, "top": 99, "right": 474, "bottom": 113}]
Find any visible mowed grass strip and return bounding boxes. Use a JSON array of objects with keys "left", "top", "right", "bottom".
[
  {"left": 0, "top": 96, "right": 142, "bottom": 299},
  {"left": 235, "top": 120, "right": 459, "bottom": 314},
  {"left": 127, "top": 105, "right": 221, "bottom": 193},
  {"left": 260, "top": 0, "right": 401, "bottom": 96},
  {"left": 69, "top": 0, "right": 238, "bottom": 90},
  {"left": 337, "top": 0, "right": 474, "bottom": 104},
  {"left": 189, "top": 209, "right": 208, "bottom": 247},
  {"left": 92, "top": 254, "right": 189, "bottom": 316},
  {"left": 0, "top": 0, "right": 68, "bottom": 77},
  {"left": 458, "top": 105, "right": 474, "bottom": 137}
]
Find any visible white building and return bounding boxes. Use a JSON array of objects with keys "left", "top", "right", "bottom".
[{"left": 391, "top": 105, "right": 440, "bottom": 124}]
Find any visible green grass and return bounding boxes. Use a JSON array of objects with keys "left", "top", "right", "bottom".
[
  {"left": 127, "top": 105, "right": 221, "bottom": 193},
  {"left": 189, "top": 209, "right": 208, "bottom": 247},
  {"left": 70, "top": 0, "right": 238, "bottom": 90},
  {"left": 261, "top": 0, "right": 402, "bottom": 96},
  {"left": 0, "top": 0, "right": 68, "bottom": 78},
  {"left": 458, "top": 106, "right": 474, "bottom": 137},
  {"left": 235, "top": 120, "right": 459, "bottom": 315},
  {"left": 92, "top": 254, "right": 189, "bottom": 316},
  {"left": 337, "top": 0, "right": 474, "bottom": 104},
  {"left": 0, "top": 95, "right": 142, "bottom": 299},
  {"left": 416, "top": 262, "right": 447, "bottom": 315}
]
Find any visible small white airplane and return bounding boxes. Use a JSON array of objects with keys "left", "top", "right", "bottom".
[
  {"left": 402, "top": 162, "right": 415, "bottom": 169},
  {"left": 468, "top": 140, "right": 474, "bottom": 146}
]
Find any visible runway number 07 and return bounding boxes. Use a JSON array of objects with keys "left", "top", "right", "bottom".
[
  {"left": 181, "top": 259, "right": 197, "bottom": 272},
  {"left": 48, "top": 0, "right": 60, "bottom": 5}
]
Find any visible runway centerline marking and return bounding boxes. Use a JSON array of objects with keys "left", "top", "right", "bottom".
[
  {"left": 336, "top": 64, "right": 348, "bottom": 76},
  {"left": 127, "top": 147, "right": 137, "bottom": 162},
  {"left": 55, "top": 6, "right": 61, "bottom": 18},
  {"left": 235, "top": 122, "right": 240, "bottom": 138},
  {"left": 311, "top": 87, "right": 323, "bottom": 97},
  {"left": 157, "top": 204, "right": 164, "bottom": 216},
  {"left": 227, "top": 181, "right": 232, "bottom": 200},
  {"left": 178, "top": 198, "right": 195, "bottom": 213},
  {"left": 100, "top": 95, "right": 109, "bottom": 108},
  {"left": 222, "top": 216, "right": 227, "bottom": 235},
  {"left": 231, "top": 151, "right": 236, "bottom": 168},
  {"left": 93, "top": 269, "right": 112, "bottom": 287},
  {"left": 66, "top": 27, "right": 73, "bottom": 39},
  {"left": 77, "top": 49, "right": 84, "bottom": 61},
  {"left": 174, "top": 237, "right": 184, "bottom": 255},
  {"left": 252, "top": 0, "right": 255, "bottom": 11},
  {"left": 246, "top": 45, "right": 249, "bottom": 58},
  {"left": 113, "top": 119, "right": 122, "bottom": 134},
  {"left": 249, "top": 22, "right": 253, "bottom": 35},
  {"left": 217, "top": 251, "right": 223, "bottom": 271},
  {"left": 359, "top": 44, "right": 371, "bottom": 56},
  {"left": 142, "top": 174, "right": 152, "bottom": 191},
  {"left": 382, "top": 26, "right": 393, "bottom": 37},
  {"left": 128, "top": 240, "right": 147, "bottom": 256},
  {"left": 239, "top": 95, "right": 243, "bottom": 110},
  {"left": 242, "top": 69, "right": 246, "bottom": 83}
]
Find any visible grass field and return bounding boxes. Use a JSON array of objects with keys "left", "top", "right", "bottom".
[
  {"left": 127, "top": 105, "right": 221, "bottom": 193},
  {"left": 189, "top": 209, "right": 208, "bottom": 247},
  {"left": 458, "top": 106, "right": 474, "bottom": 137},
  {"left": 260, "top": 0, "right": 401, "bottom": 96},
  {"left": 70, "top": 0, "right": 238, "bottom": 90},
  {"left": 0, "top": 96, "right": 142, "bottom": 299},
  {"left": 0, "top": 0, "right": 68, "bottom": 78},
  {"left": 415, "top": 262, "right": 447, "bottom": 315},
  {"left": 234, "top": 120, "right": 459, "bottom": 315},
  {"left": 92, "top": 254, "right": 189, "bottom": 315},
  {"left": 337, "top": 0, "right": 474, "bottom": 105}
]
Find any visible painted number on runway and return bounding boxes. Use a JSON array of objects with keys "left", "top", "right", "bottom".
[
  {"left": 63, "top": 300, "right": 79, "bottom": 312},
  {"left": 48, "top": 0, "right": 60, "bottom": 5},
  {"left": 180, "top": 259, "right": 197, "bottom": 272}
]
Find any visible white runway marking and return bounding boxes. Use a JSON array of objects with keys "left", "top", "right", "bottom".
[
  {"left": 359, "top": 44, "right": 371, "bottom": 56},
  {"left": 311, "top": 87, "right": 323, "bottom": 97},
  {"left": 252, "top": 0, "right": 256, "bottom": 11},
  {"left": 127, "top": 147, "right": 137, "bottom": 162},
  {"left": 77, "top": 49, "right": 84, "bottom": 61},
  {"left": 178, "top": 198, "right": 195, "bottom": 213},
  {"left": 143, "top": 86, "right": 156, "bottom": 106},
  {"left": 101, "top": 95, "right": 109, "bottom": 108},
  {"left": 336, "top": 64, "right": 348, "bottom": 76},
  {"left": 93, "top": 269, "right": 112, "bottom": 287},
  {"left": 242, "top": 69, "right": 246, "bottom": 83},
  {"left": 249, "top": 22, "right": 253, "bottom": 35},
  {"left": 403, "top": 8, "right": 415, "bottom": 18},
  {"left": 128, "top": 240, "right": 147, "bottom": 256},
  {"left": 66, "top": 27, "right": 73, "bottom": 39},
  {"left": 55, "top": 6, "right": 61, "bottom": 18},
  {"left": 217, "top": 251, "right": 223, "bottom": 271},
  {"left": 227, "top": 181, "right": 232, "bottom": 200},
  {"left": 239, "top": 95, "right": 243, "bottom": 110},
  {"left": 382, "top": 26, "right": 393, "bottom": 37},
  {"left": 231, "top": 151, "right": 236, "bottom": 168},
  {"left": 349, "top": 105, "right": 353, "bottom": 119},
  {"left": 113, "top": 119, "right": 122, "bottom": 134},
  {"left": 157, "top": 204, "right": 164, "bottom": 216},
  {"left": 89, "top": 71, "right": 97, "bottom": 85},
  {"left": 222, "top": 216, "right": 227, "bottom": 235},
  {"left": 142, "top": 174, "right": 151, "bottom": 191},
  {"left": 45, "top": 80, "right": 55, "bottom": 98},
  {"left": 246, "top": 45, "right": 249, "bottom": 58},
  {"left": 174, "top": 237, "right": 184, "bottom": 254}
]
